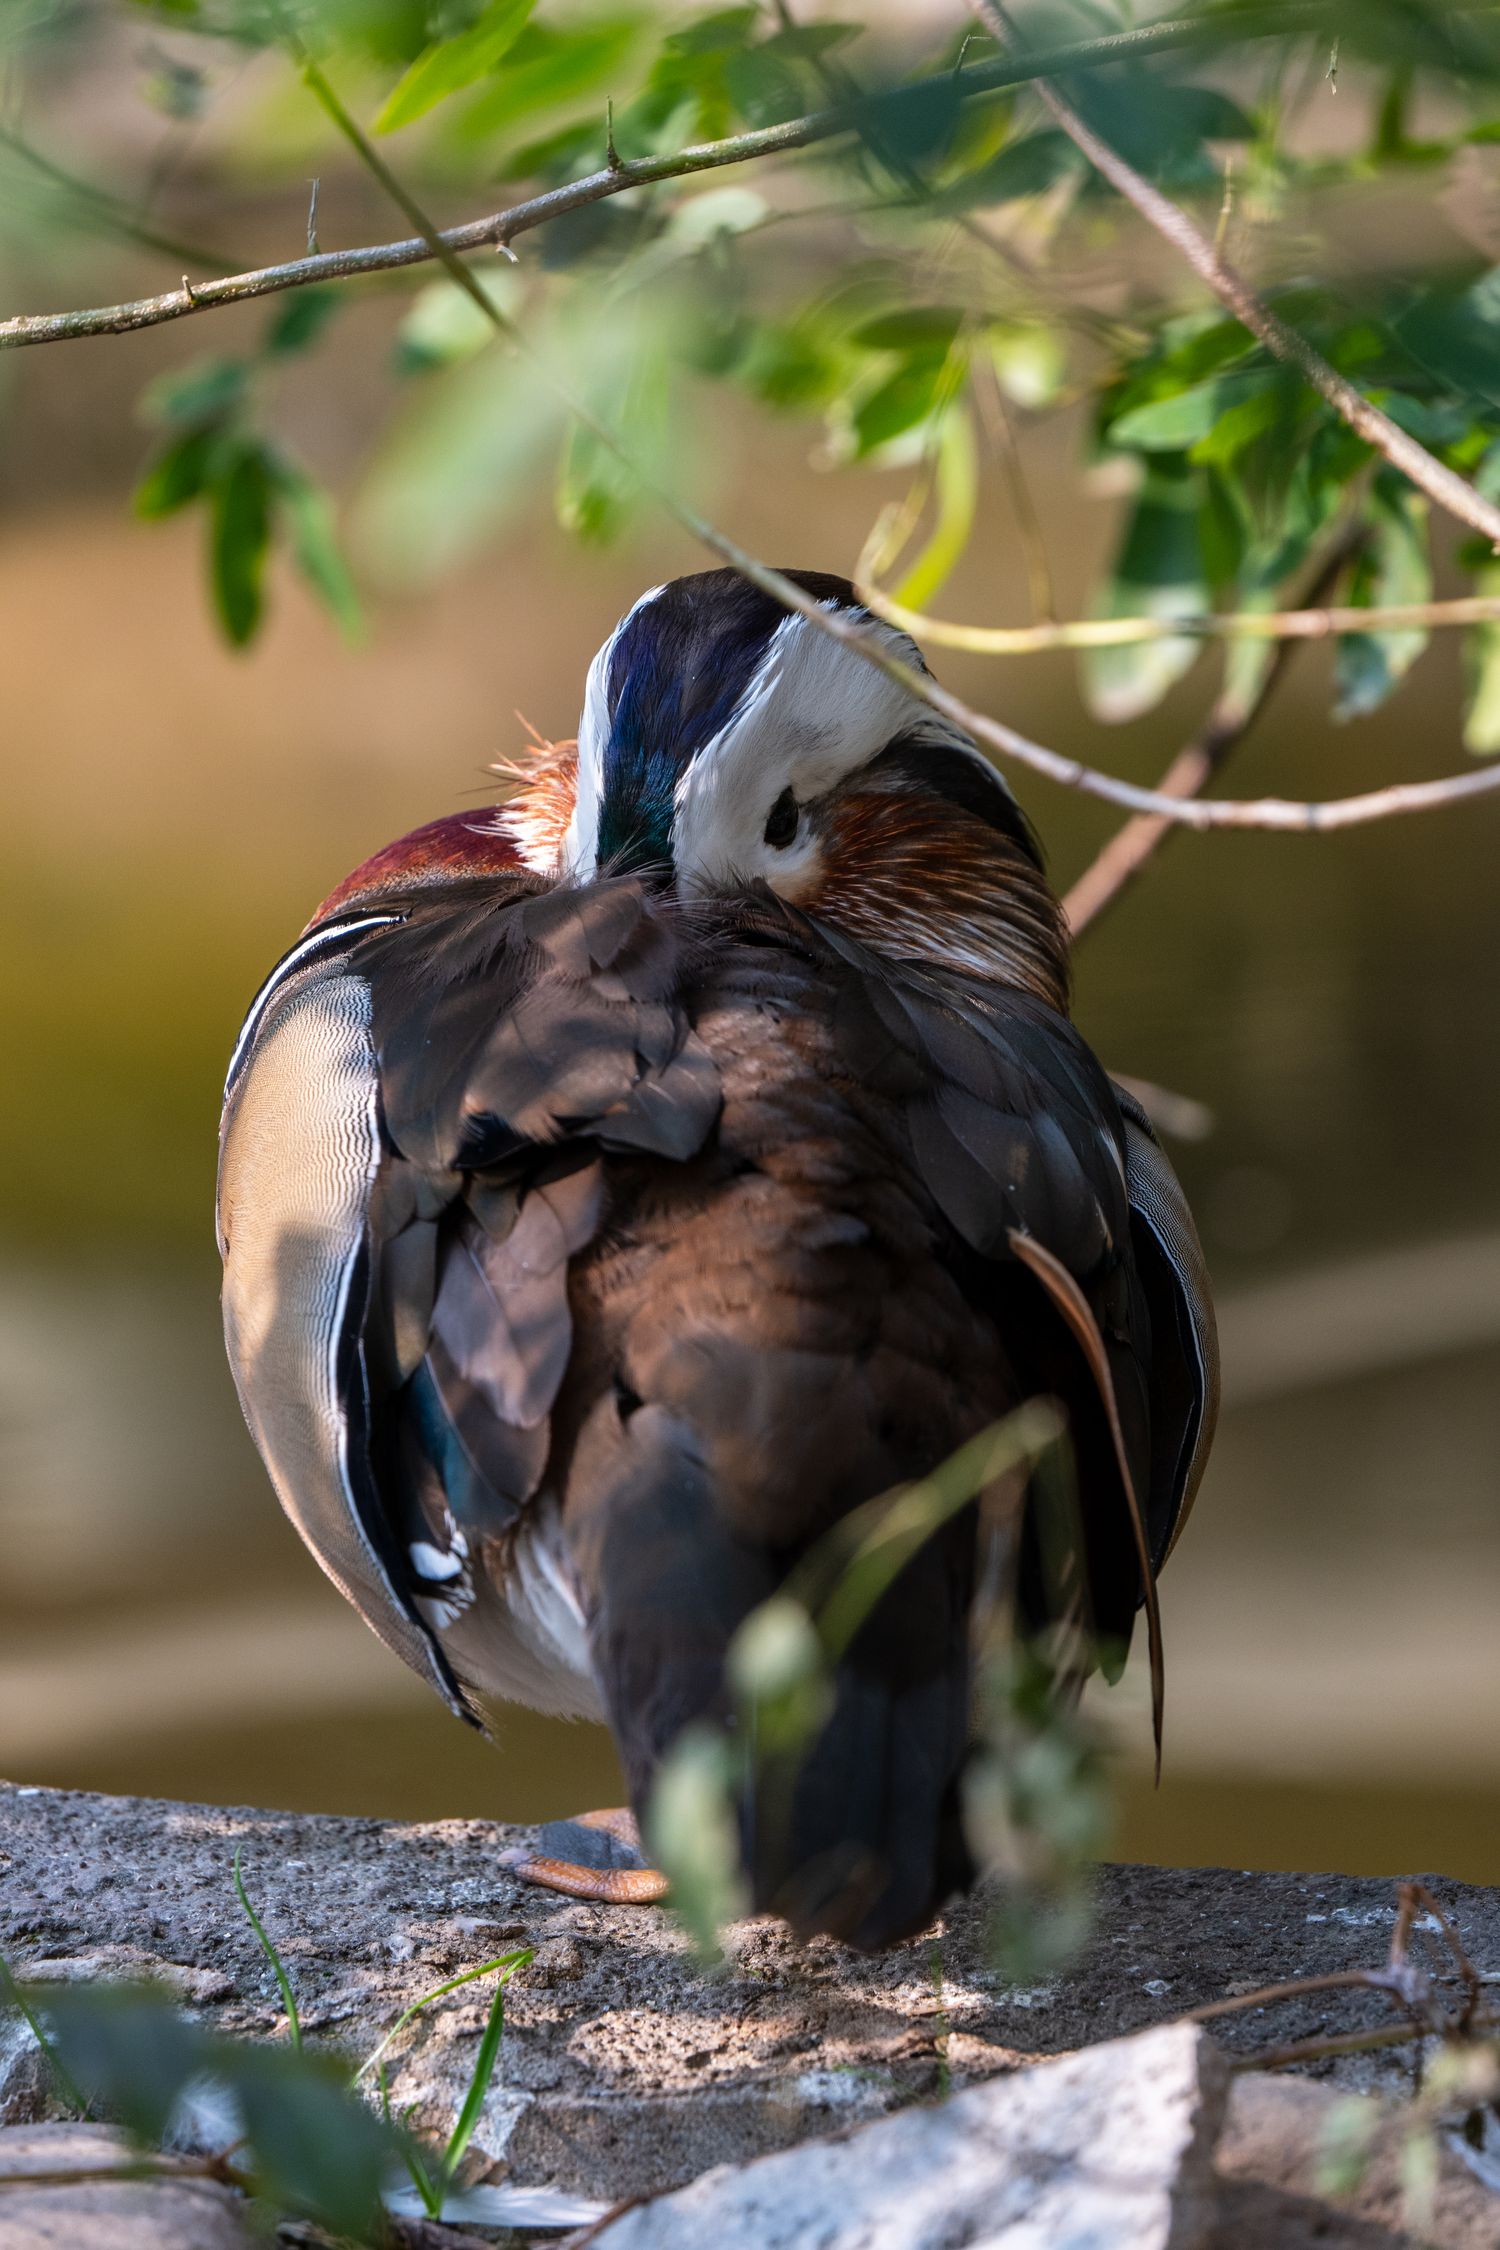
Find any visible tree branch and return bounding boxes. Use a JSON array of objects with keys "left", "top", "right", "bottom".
[
  {"left": 856, "top": 586, "right": 1500, "bottom": 653},
  {"left": 1063, "top": 684, "right": 1280, "bottom": 932},
  {"left": 0, "top": 5, "right": 1326, "bottom": 352},
  {"left": 967, "top": 0, "right": 1500, "bottom": 553},
  {"left": 39, "top": 24, "right": 1500, "bottom": 849},
  {"left": 692, "top": 522, "right": 1500, "bottom": 830},
  {"left": 1063, "top": 530, "right": 1367, "bottom": 935}
]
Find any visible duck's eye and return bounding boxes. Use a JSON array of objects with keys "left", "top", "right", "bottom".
[{"left": 763, "top": 787, "right": 799, "bottom": 849}]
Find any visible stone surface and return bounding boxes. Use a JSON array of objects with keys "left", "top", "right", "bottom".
[
  {"left": 0, "top": 2122, "right": 254, "bottom": 2248},
  {"left": 593, "top": 2022, "right": 1226, "bottom": 2250},
  {"left": 2, "top": 1781, "right": 1499, "bottom": 2206},
  {"left": 1210, "top": 2073, "right": 1500, "bottom": 2249}
]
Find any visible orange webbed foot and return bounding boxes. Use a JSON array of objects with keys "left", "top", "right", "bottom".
[{"left": 499, "top": 1807, "right": 670, "bottom": 1905}]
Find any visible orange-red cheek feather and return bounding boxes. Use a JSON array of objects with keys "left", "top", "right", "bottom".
[
  {"left": 807, "top": 790, "right": 1071, "bottom": 1014},
  {"left": 495, "top": 737, "right": 579, "bottom": 874}
]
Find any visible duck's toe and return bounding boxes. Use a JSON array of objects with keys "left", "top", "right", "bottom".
[{"left": 499, "top": 1807, "right": 670, "bottom": 1904}]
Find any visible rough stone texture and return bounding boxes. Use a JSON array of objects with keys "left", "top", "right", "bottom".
[
  {"left": 1210, "top": 2074, "right": 1500, "bottom": 2249},
  {"left": 594, "top": 2022, "right": 1225, "bottom": 2250},
  {"left": 0, "top": 2122, "right": 254, "bottom": 2247},
  {"left": 2, "top": 1780, "right": 1498, "bottom": 2209}
]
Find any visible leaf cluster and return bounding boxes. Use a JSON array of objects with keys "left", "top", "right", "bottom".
[
  {"left": 644, "top": 1403, "right": 1106, "bottom": 1975},
  {"left": 133, "top": 290, "right": 361, "bottom": 648},
  {"left": 0, "top": 1858, "right": 534, "bottom": 2244},
  {"left": 18, "top": 0, "right": 1500, "bottom": 753}
]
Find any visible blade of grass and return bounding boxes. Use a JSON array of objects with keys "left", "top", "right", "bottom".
[
  {"left": 354, "top": 1948, "right": 533, "bottom": 2086},
  {"left": 0, "top": 1949, "right": 89, "bottom": 2116},
  {"left": 231, "top": 1847, "right": 302, "bottom": 2052},
  {"left": 440, "top": 1960, "right": 527, "bottom": 2187}
]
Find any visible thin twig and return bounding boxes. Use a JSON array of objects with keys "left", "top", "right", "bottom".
[
  {"left": 968, "top": 0, "right": 1500, "bottom": 553},
  {"left": 0, "top": 6, "right": 1328, "bottom": 351},
  {"left": 0, "top": 123, "right": 231, "bottom": 271},
  {"left": 859, "top": 586, "right": 1500, "bottom": 653},
  {"left": 1232, "top": 2019, "right": 1461, "bottom": 2073},
  {"left": 112, "top": 24, "right": 1500, "bottom": 847},
  {"left": 0, "top": 2154, "right": 255, "bottom": 2193},
  {"left": 1063, "top": 696, "right": 1269, "bottom": 931},
  {"left": 1163, "top": 1878, "right": 1500, "bottom": 2083},
  {"left": 1063, "top": 530, "right": 1363, "bottom": 934},
  {"left": 1184, "top": 1967, "right": 1397, "bottom": 2023},
  {"left": 690, "top": 539, "right": 1500, "bottom": 830},
  {"left": 974, "top": 350, "right": 1056, "bottom": 623}
]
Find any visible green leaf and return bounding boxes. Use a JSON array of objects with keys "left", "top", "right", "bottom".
[
  {"left": 851, "top": 307, "right": 964, "bottom": 354},
  {"left": 38, "top": 1985, "right": 209, "bottom": 2143},
  {"left": 463, "top": 15, "right": 645, "bottom": 151},
  {"left": 1108, "top": 371, "right": 1290, "bottom": 459},
  {"left": 263, "top": 285, "right": 340, "bottom": 357},
  {"left": 140, "top": 356, "right": 248, "bottom": 428},
  {"left": 210, "top": 443, "right": 274, "bottom": 648},
  {"left": 1334, "top": 472, "right": 1432, "bottom": 720},
  {"left": 1463, "top": 560, "right": 1500, "bottom": 751},
  {"left": 0, "top": 1953, "right": 89, "bottom": 2115},
  {"left": 741, "top": 319, "right": 847, "bottom": 413},
  {"left": 357, "top": 1948, "right": 534, "bottom": 2087},
  {"left": 989, "top": 325, "right": 1064, "bottom": 410},
  {"left": 441, "top": 1960, "right": 524, "bottom": 2181},
  {"left": 1109, "top": 382, "right": 1227, "bottom": 453},
  {"left": 225, "top": 2043, "right": 395, "bottom": 2240},
  {"left": 1393, "top": 265, "right": 1500, "bottom": 409},
  {"left": 646, "top": 1722, "right": 747, "bottom": 1962},
  {"left": 852, "top": 73, "right": 964, "bottom": 172},
  {"left": 233, "top": 1845, "right": 301, "bottom": 2049},
  {"left": 1082, "top": 456, "right": 1209, "bottom": 723},
  {"left": 375, "top": 0, "right": 536, "bottom": 132},
  {"left": 1071, "top": 70, "right": 1252, "bottom": 188},
  {"left": 133, "top": 425, "right": 220, "bottom": 519},
  {"left": 945, "top": 127, "right": 1079, "bottom": 206},
  {"left": 272, "top": 461, "right": 365, "bottom": 642},
  {"left": 1189, "top": 380, "right": 1291, "bottom": 468},
  {"left": 394, "top": 271, "right": 520, "bottom": 374},
  {"left": 891, "top": 405, "right": 979, "bottom": 611},
  {"left": 851, "top": 352, "right": 952, "bottom": 458},
  {"left": 357, "top": 340, "right": 563, "bottom": 580}
]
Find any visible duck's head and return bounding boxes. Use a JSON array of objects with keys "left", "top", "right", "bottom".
[{"left": 504, "top": 568, "right": 1068, "bottom": 1008}]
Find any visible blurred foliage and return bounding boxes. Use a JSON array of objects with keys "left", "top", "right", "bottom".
[
  {"left": 0, "top": 1872, "right": 537, "bottom": 2244},
  {"left": 6, "top": 0, "right": 1500, "bottom": 745},
  {"left": 646, "top": 1404, "right": 1112, "bottom": 1976}
]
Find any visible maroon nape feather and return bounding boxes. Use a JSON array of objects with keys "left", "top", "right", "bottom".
[{"left": 306, "top": 811, "right": 522, "bottom": 934}]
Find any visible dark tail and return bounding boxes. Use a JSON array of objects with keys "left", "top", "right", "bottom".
[{"left": 570, "top": 1403, "right": 975, "bottom": 1953}]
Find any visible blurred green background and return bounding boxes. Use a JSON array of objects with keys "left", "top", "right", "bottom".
[{"left": 2, "top": 1, "right": 1498, "bottom": 1884}]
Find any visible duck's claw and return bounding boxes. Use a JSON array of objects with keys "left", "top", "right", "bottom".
[{"left": 500, "top": 1807, "right": 670, "bottom": 1905}]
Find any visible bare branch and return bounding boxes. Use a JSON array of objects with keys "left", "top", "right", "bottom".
[
  {"left": 694, "top": 521, "right": 1500, "bottom": 831},
  {"left": 40, "top": 21, "right": 1500, "bottom": 850},
  {"left": 0, "top": 6, "right": 1326, "bottom": 352},
  {"left": 967, "top": 0, "right": 1500, "bottom": 553},
  {"left": 1064, "top": 530, "right": 1364, "bottom": 934},
  {"left": 1063, "top": 688, "right": 1276, "bottom": 932},
  {"left": 856, "top": 586, "right": 1500, "bottom": 654}
]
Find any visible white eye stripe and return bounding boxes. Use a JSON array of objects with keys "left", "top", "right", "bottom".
[
  {"left": 671, "top": 610, "right": 975, "bottom": 892},
  {"left": 563, "top": 582, "right": 666, "bottom": 880},
  {"left": 672, "top": 613, "right": 796, "bottom": 816}
]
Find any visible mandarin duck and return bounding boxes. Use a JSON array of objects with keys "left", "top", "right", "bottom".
[{"left": 217, "top": 568, "right": 1217, "bottom": 1952}]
